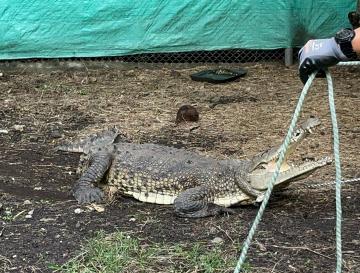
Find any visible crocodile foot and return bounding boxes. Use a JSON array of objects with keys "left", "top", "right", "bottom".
[
  {"left": 73, "top": 187, "right": 104, "bottom": 204},
  {"left": 174, "top": 186, "right": 235, "bottom": 218}
]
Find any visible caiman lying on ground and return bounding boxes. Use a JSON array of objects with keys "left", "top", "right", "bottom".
[{"left": 58, "top": 117, "right": 331, "bottom": 217}]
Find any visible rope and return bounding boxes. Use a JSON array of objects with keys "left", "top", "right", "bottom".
[
  {"left": 338, "top": 61, "right": 360, "bottom": 65},
  {"left": 233, "top": 61, "right": 360, "bottom": 273},
  {"left": 326, "top": 69, "right": 342, "bottom": 273},
  {"left": 233, "top": 73, "right": 316, "bottom": 273}
]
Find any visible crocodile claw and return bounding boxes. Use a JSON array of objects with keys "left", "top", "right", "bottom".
[
  {"left": 218, "top": 207, "right": 236, "bottom": 215},
  {"left": 256, "top": 193, "right": 265, "bottom": 203},
  {"left": 73, "top": 187, "right": 104, "bottom": 204},
  {"left": 318, "top": 156, "right": 333, "bottom": 165}
]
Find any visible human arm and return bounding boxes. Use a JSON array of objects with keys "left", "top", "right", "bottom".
[
  {"left": 298, "top": 28, "right": 360, "bottom": 84},
  {"left": 352, "top": 27, "right": 360, "bottom": 52}
]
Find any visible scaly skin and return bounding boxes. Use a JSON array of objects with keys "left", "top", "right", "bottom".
[{"left": 58, "top": 117, "right": 331, "bottom": 217}]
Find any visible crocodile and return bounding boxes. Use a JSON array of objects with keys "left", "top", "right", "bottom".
[{"left": 57, "top": 117, "right": 331, "bottom": 218}]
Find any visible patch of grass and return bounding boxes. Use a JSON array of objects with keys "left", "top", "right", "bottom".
[
  {"left": 78, "top": 89, "right": 88, "bottom": 96},
  {"left": 50, "top": 231, "right": 249, "bottom": 273},
  {"left": 1, "top": 209, "right": 14, "bottom": 222}
]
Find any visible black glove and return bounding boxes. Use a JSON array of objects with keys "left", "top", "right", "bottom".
[{"left": 298, "top": 38, "right": 348, "bottom": 84}]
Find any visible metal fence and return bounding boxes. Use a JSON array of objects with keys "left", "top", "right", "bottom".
[
  {"left": 116, "top": 48, "right": 297, "bottom": 64},
  {"left": 0, "top": 48, "right": 300, "bottom": 68}
]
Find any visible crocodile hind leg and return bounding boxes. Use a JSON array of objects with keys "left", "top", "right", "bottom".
[
  {"left": 73, "top": 152, "right": 112, "bottom": 204},
  {"left": 174, "top": 186, "right": 234, "bottom": 218}
]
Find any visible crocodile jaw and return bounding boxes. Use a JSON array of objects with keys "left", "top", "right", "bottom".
[
  {"left": 248, "top": 157, "right": 332, "bottom": 190},
  {"left": 249, "top": 117, "right": 321, "bottom": 170}
]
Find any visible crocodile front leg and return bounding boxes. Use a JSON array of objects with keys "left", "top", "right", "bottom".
[
  {"left": 174, "top": 186, "right": 234, "bottom": 218},
  {"left": 73, "top": 152, "right": 112, "bottom": 204}
]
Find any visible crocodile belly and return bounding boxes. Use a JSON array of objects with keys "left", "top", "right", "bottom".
[{"left": 213, "top": 192, "right": 251, "bottom": 207}]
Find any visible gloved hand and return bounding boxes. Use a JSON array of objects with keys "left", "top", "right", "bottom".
[{"left": 298, "top": 38, "right": 349, "bottom": 84}]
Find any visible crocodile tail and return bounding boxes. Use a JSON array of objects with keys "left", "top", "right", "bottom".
[{"left": 57, "top": 126, "right": 126, "bottom": 154}]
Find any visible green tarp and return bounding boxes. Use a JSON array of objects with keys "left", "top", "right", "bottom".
[{"left": 0, "top": 1, "right": 355, "bottom": 60}]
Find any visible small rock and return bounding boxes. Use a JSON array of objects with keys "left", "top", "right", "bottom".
[
  {"left": 29, "top": 135, "right": 39, "bottom": 142},
  {"left": 170, "top": 70, "right": 181, "bottom": 77},
  {"left": 0, "top": 129, "right": 9, "bottom": 134},
  {"left": 40, "top": 228, "right": 47, "bottom": 232},
  {"left": 50, "top": 129, "right": 62, "bottom": 139},
  {"left": 89, "top": 77, "right": 97, "bottom": 83},
  {"left": 255, "top": 241, "right": 267, "bottom": 252},
  {"left": 129, "top": 217, "right": 136, "bottom": 222},
  {"left": 4, "top": 210, "right": 12, "bottom": 216},
  {"left": 25, "top": 209, "right": 34, "bottom": 219},
  {"left": 124, "top": 70, "right": 136, "bottom": 77},
  {"left": 55, "top": 234, "right": 61, "bottom": 239},
  {"left": 0, "top": 72, "right": 3, "bottom": 77},
  {"left": 211, "top": 237, "right": 224, "bottom": 244},
  {"left": 74, "top": 208, "right": 83, "bottom": 214},
  {"left": 12, "top": 255, "right": 17, "bottom": 259},
  {"left": 13, "top": 125, "right": 25, "bottom": 132},
  {"left": 86, "top": 203, "right": 105, "bottom": 213},
  {"left": 34, "top": 187, "right": 42, "bottom": 191},
  {"left": 208, "top": 226, "right": 217, "bottom": 234},
  {"left": 39, "top": 218, "right": 56, "bottom": 222},
  {"left": 23, "top": 200, "right": 32, "bottom": 205}
]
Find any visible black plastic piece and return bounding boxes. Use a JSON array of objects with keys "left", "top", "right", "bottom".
[{"left": 190, "top": 68, "right": 247, "bottom": 84}]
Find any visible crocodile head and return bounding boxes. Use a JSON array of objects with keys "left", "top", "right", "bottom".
[{"left": 248, "top": 117, "right": 332, "bottom": 190}]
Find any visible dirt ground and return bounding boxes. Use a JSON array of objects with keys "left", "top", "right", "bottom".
[{"left": 0, "top": 61, "right": 359, "bottom": 273}]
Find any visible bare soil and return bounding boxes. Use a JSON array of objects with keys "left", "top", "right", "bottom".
[{"left": 0, "top": 62, "right": 359, "bottom": 273}]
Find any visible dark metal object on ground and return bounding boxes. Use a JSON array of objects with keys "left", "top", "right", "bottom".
[{"left": 190, "top": 68, "right": 247, "bottom": 84}]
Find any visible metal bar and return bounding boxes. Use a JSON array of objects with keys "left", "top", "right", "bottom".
[{"left": 285, "top": 48, "right": 293, "bottom": 66}]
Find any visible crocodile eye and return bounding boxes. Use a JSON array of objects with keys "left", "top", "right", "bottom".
[{"left": 254, "top": 163, "right": 266, "bottom": 170}]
